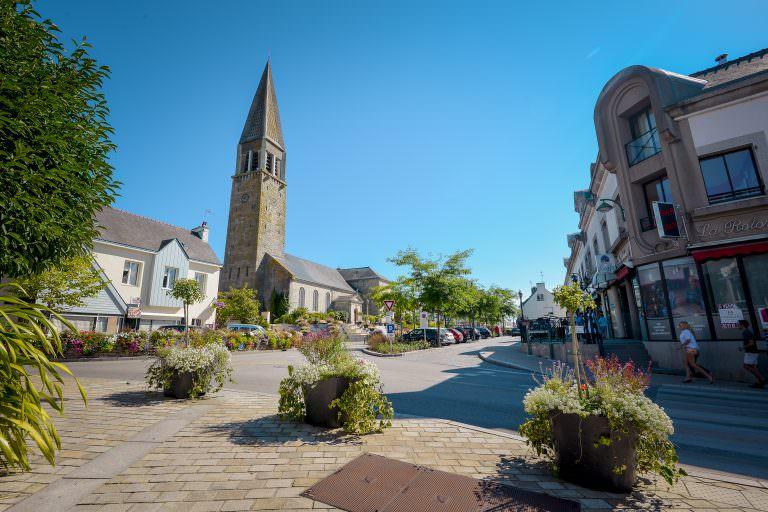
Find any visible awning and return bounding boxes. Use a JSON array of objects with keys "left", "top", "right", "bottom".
[
  {"left": 615, "top": 265, "right": 631, "bottom": 282},
  {"left": 692, "top": 241, "right": 768, "bottom": 263}
]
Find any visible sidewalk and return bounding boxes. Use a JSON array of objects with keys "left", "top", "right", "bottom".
[{"left": 1, "top": 378, "right": 767, "bottom": 511}]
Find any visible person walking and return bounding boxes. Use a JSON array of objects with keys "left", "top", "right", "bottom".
[
  {"left": 739, "top": 319, "right": 765, "bottom": 389},
  {"left": 596, "top": 310, "right": 608, "bottom": 357},
  {"left": 679, "top": 321, "right": 714, "bottom": 384}
]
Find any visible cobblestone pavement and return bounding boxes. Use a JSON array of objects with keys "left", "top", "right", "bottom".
[{"left": 1, "top": 378, "right": 767, "bottom": 511}]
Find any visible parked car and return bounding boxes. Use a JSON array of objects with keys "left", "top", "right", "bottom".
[
  {"left": 476, "top": 326, "right": 492, "bottom": 339},
  {"left": 226, "top": 323, "right": 267, "bottom": 337},
  {"left": 455, "top": 326, "right": 480, "bottom": 341},
  {"left": 508, "top": 327, "right": 521, "bottom": 336},
  {"left": 447, "top": 328, "right": 464, "bottom": 343},
  {"left": 401, "top": 328, "right": 455, "bottom": 346}
]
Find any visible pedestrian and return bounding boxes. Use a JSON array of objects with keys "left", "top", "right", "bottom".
[
  {"left": 678, "top": 321, "right": 714, "bottom": 384},
  {"left": 739, "top": 319, "right": 765, "bottom": 389},
  {"left": 597, "top": 311, "right": 609, "bottom": 340}
]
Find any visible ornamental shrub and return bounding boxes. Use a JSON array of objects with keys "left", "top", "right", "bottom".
[{"left": 145, "top": 343, "right": 232, "bottom": 398}]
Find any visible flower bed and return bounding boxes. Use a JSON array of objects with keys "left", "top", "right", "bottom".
[{"left": 367, "top": 332, "right": 428, "bottom": 355}]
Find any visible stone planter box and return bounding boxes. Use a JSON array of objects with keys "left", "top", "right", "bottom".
[
  {"left": 163, "top": 371, "right": 205, "bottom": 399},
  {"left": 302, "top": 377, "right": 350, "bottom": 428},
  {"left": 551, "top": 412, "right": 638, "bottom": 493}
]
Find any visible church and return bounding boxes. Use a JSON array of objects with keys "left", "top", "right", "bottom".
[{"left": 218, "top": 61, "right": 388, "bottom": 323}]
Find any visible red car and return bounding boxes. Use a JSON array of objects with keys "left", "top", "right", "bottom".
[{"left": 447, "top": 328, "right": 465, "bottom": 343}]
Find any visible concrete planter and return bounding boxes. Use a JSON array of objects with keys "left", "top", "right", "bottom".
[
  {"left": 302, "top": 377, "right": 350, "bottom": 428},
  {"left": 163, "top": 371, "right": 206, "bottom": 399},
  {"left": 552, "top": 413, "right": 638, "bottom": 493}
]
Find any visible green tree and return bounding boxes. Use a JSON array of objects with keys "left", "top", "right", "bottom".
[
  {"left": 168, "top": 278, "right": 205, "bottom": 343},
  {"left": 552, "top": 281, "right": 596, "bottom": 392},
  {"left": 389, "top": 248, "right": 473, "bottom": 338},
  {"left": 16, "top": 255, "right": 106, "bottom": 310},
  {"left": 269, "top": 290, "right": 289, "bottom": 321},
  {"left": 370, "top": 277, "right": 418, "bottom": 327},
  {"left": 0, "top": 1, "right": 119, "bottom": 278},
  {"left": 214, "top": 285, "right": 261, "bottom": 326}
]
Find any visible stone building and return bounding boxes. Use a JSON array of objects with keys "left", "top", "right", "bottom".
[
  {"left": 564, "top": 47, "right": 768, "bottom": 380},
  {"left": 337, "top": 267, "right": 390, "bottom": 316},
  {"left": 218, "top": 61, "right": 386, "bottom": 323}
]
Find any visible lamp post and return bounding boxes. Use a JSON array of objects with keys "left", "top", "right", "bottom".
[
  {"left": 596, "top": 198, "right": 625, "bottom": 221},
  {"left": 519, "top": 290, "right": 531, "bottom": 355}
]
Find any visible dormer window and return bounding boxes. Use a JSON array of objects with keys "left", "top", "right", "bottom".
[{"left": 626, "top": 108, "right": 661, "bottom": 166}]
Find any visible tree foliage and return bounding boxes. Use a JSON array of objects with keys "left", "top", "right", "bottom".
[
  {"left": 552, "top": 281, "right": 596, "bottom": 391},
  {"left": 15, "top": 255, "right": 106, "bottom": 310},
  {"left": 168, "top": 278, "right": 206, "bottom": 344},
  {"left": 0, "top": 1, "right": 119, "bottom": 278},
  {"left": 269, "top": 290, "right": 290, "bottom": 321},
  {"left": 214, "top": 285, "right": 261, "bottom": 326}
]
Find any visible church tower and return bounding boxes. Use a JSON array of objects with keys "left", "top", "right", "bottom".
[{"left": 219, "top": 60, "right": 287, "bottom": 294}]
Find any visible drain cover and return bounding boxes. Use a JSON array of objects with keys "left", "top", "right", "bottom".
[{"left": 301, "top": 453, "right": 580, "bottom": 512}]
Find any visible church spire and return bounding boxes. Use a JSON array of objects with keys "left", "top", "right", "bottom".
[{"left": 239, "top": 60, "right": 284, "bottom": 148}]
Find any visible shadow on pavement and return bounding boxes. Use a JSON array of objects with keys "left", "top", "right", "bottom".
[
  {"left": 99, "top": 389, "right": 174, "bottom": 407},
  {"left": 203, "top": 414, "right": 364, "bottom": 446}
]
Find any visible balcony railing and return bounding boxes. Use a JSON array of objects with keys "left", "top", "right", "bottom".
[
  {"left": 625, "top": 127, "right": 661, "bottom": 166},
  {"left": 708, "top": 186, "right": 764, "bottom": 205}
]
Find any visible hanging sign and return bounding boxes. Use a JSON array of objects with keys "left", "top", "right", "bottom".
[
  {"left": 653, "top": 201, "right": 681, "bottom": 238},
  {"left": 419, "top": 311, "right": 429, "bottom": 329},
  {"left": 718, "top": 303, "right": 743, "bottom": 328},
  {"left": 758, "top": 307, "right": 768, "bottom": 329},
  {"left": 127, "top": 306, "right": 142, "bottom": 319}
]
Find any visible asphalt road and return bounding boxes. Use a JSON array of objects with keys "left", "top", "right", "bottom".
[{"left": 65, "top": 336, "right": 534, "bottom": 433}]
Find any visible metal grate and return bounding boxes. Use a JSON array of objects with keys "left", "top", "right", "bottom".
[{"left": 302, "top": 453, "right": 580, "bottom": 512}]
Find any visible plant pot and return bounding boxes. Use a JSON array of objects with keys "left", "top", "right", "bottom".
[
  {"left": 163, "top": 371, "right": 205, "bottom": 399},
  {"left": 302, "top": 377, "right": 350, "bottom": 428},
  {"left": 551, "top": 413, "right": 638, "bottom": 493}
]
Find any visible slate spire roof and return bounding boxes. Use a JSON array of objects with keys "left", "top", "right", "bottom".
[{"left": 240, "top": 60, "right": 284, "bottom": 148}]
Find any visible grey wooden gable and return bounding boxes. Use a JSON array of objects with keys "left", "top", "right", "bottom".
[
  {"left": 61, "top": 260, "right": 127, "bottom": 316},
  {"left": 148, "top": 239, "right": 189, "bottom": 307}
]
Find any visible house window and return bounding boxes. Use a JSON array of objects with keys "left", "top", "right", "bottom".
[
  {"left": 122, "top": 260, "right": 141, "bottom": 286},
  {"left": 194, "top": 272, "right": 207, "bottom": 293},
  {"left": 162, "top": 267, "right": 179, "bottom": 289},
  {"left": 626, "top": 108, "right": 660, "bottom": 165},
  {"left": 299, "top": 287, "right": 305, "bottom": 308},
  {"left": 325, "top": 292, "right": 331, "bottom": 311},
  {"left": 699, "top": 148, "right": 763, "bottom": 204},
  {"left": 191, "top": 318, "right": 202, "bottom": 327},
  {"left": 95, "top": 317, "right": 108, "bottom": 332},
  {"left": 312, "top": 290, "right": 319, "bottom": 311},
  {"left": 536, "top": 294, "right": 544, "bottom": 301},
  {"left": 592, "top": 236, "right": 600, "bottom": 257},
  {"left": 601, "top": 220, "right": 610, "bottom": 253},
  {"left": 641, "top": 176, "right": 673, "bottom": 231}
]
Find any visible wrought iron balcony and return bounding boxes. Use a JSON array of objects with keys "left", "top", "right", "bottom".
[{"left": 625, "top": 127, "right": 661, "bottom": 166}]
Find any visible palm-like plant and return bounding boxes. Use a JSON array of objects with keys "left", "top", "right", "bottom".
[{"left": 0, "top": 284, "right": 86, "bottom": 470}]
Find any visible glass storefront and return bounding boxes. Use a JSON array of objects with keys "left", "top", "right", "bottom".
[
  {"left": 701, "top": 258, "right": 749, "bottom": 340},
  {"left": 742, "top": 254, "right": 768, "bottom": 339},
  {"left": 662, "top": 258, "right": 710, "bottom": 340},
  {"left": 637, "top": 263, "right": 672, "bottom": 340}
]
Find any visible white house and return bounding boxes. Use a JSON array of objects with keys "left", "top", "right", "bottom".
[
  {"left": 521, "top": 282, "right": 566, "bottom": 320},
  {"left": 57, "top": 207, "right": 222, "bottom": 332}
]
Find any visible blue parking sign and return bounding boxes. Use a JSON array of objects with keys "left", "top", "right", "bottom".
[{"left": 386, "top": 324, "right": 395, "bottom": 334}]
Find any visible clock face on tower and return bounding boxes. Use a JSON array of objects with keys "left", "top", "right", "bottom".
[{"left": 240, "top": 193, "right": 249, "bottom": 203}]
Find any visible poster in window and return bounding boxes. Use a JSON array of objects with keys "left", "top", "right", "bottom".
[{"left": 718, "top": 303, "right": 743, "bottom": 328}]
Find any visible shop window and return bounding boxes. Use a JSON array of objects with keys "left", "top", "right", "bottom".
[
  {"left": 743, "top": 254, "right": 768, "bottom": 339},
  {"left": 637, "top": 263, "right": 672, "bottom": 340},
  {"left": 701, "top": 258, "right": 750, "bottom": 340},
  {"left": 700, "top": 148, "right": 763, "bottom": 204},
  {"left": 662, "top": 258, "right": 710, "bottom": 340},
  {"left": 641, "top": 177, "right": 673, "bottom": 231}
]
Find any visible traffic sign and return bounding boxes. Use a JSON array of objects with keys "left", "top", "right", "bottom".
[
  {"left": 384, "top": 300, "right": 395, "bottom": 311},
  {"left": 386, "top": 324, "right": 395, "bottom": 334}
]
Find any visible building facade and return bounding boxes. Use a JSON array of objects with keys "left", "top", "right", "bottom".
[
  {"left": 521, "top": 282, "right": 566, "bottom": 320},
  {"left": 565, "top": 48, "right": 768, "bottom": 379},
  {"left": 58, "top": 207, "right": 221, "bottom": 333},
  {"left": 219, "top": 61, "right": 385, "bottom": 322},
  {"left": 337, "top": 267, "right": 390, "bottom": 316}
]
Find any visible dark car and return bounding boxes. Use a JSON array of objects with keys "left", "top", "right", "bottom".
[
  {"left": 507, "top": 327, "right": 521, "bottom": 337},
  {"left": 476, "top": 326, "right": 492, "bottom": 339},
  {"left": 454, "top": 326, "right": 480, "bottom": 341},
  {"left": 401, "top": 328, "right": 455, "bottom": 346}
]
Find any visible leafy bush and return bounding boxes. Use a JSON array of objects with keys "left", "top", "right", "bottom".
[
  {"left": 367, "top": 332, "right": 389, "bottom": 352},
  {"left": 375, "top": 341, "right": 429, "bottom": 354},
  {"left": 113, "top": 331, "right": 147, "bottom": 354},
  {"left": 145, "top": 343, "right": 232, "bottom": 398},
  {"left": 518, "top": 356, "right": 685, "bottom": 486},
  {"left": 298, "top": 333, "right": 344, "bottom": 365}
]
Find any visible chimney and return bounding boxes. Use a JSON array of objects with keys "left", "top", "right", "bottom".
[
  {"left": 191, "top": 221, "right": 209, "bottom": 242},
  {"left": 715, "top": 53, "right": 728, "bottom": 65}
]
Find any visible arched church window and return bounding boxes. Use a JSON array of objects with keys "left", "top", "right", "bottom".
[
  {"left": 299, "top": 287, "right": 305, "bottom": 308},
  {"left": 325, "top": 292, "right": 331, "bottom": 311},
  {"left": 312, "top": 290, "right": 319, "bottom": 311}
]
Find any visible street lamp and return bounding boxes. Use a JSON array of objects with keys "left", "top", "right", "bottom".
[{"left": 596, "top": 198, "right": 625, "bottom": 221}]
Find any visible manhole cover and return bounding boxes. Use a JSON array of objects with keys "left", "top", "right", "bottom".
[{"left": 302, "top": 453, "right": 580, "bottom": 512}]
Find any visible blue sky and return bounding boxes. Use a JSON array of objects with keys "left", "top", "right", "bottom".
[{"left": 39, "top": 0, "right": 766, "bottom": 296}]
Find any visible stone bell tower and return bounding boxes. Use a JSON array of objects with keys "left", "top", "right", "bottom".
[{"left": 219, "top": 60, "right": 287, "bottom": 293}]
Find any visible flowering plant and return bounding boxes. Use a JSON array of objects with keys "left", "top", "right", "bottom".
[
  {"left": 145, "top": 343, "right": 232, "bottom": 398},
  {"left": 518, "top": 356, "right": 685, "bottom": 486},
  {"left": 278, "top": 333, "right": 393, "bottom": 434}
]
